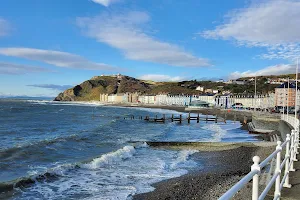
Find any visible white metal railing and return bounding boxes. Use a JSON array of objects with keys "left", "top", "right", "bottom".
[
  {"left": 219, "top": 117, "right": 299, "bottom": 200},
  {"left": 281, "top": 115, "right": 300, "bottom": 130}
]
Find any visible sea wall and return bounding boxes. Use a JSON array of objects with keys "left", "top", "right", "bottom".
[
  {"left": 252, "top": 117, "right": 280, "bottom": 131},
  {"left": 252, "top": 115, "right": 293, "bottom": 141},
  {"left": 277, "top": 120, "right": 293, "bottom": 141}
]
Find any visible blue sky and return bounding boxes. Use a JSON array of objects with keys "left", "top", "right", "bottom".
[{"left": 0, "top": 0, "right": 300, "bottom": 96}]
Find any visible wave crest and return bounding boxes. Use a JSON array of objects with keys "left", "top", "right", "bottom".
[{"left": 82, "top": 146, "right": 136, "bottom": 169}]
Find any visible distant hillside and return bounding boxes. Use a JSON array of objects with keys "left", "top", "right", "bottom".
[
  {"left": 54, "top": 74, "right": 285, "bottom": 101},
  {"left": 54, "top": 75, "right": 151, "bottom": 101},
  {"left": 238, "top": 73, "right": 300, "bottom": 80}
]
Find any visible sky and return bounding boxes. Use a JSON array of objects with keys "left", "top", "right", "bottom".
[{"left": 0, "top": 0, "right": 300, "bottom": 97}]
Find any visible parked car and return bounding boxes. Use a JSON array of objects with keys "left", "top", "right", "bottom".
[{"left": 231, "top": 103, "right": 244, "bottom": 109}]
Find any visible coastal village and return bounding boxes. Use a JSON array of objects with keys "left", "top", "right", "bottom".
[
  {"left": 96, "top": 74, "right": 299, "bottom": 112},
  {"left": 3, "top": 1, "right": 300, "bottom": 200}
]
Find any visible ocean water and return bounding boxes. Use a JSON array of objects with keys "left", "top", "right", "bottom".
[{"left": 0, "top": 99, "right": 261, "bottom": 200}]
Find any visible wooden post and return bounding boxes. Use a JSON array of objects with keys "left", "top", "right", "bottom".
[
  {"left": 163, "top": 114, "right": 166, "bottom": 123},
  {"left": 234, "top": 113, "right": 236, "bottom": 123},
  {"left": 188, "top": 112, "right": 191, "bottom": 124},
  {"left": 180, "top": 114, "right": 182, "bottom": 124},
  {"left": 206, "top": 114, "right": 208, "bottom": 123},
  {"left": 171, "top": 114, "right": 174, "bottom": 122},
  {"left": 224, "top": 113, "right": 227, "bottom": 124},
  {"left": 215, "top": 115, "right": 218, "bottom": 123},
  {"left": 197, "top": 113, "right": 200, "bottom": 123}
]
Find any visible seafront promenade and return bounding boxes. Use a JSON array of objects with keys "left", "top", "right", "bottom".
[
  {"left": 219, "top": 114, "right": 300, "bottom": 200},
  {"left": 278, "top": 158, "right": 300, "bottom": 200}
]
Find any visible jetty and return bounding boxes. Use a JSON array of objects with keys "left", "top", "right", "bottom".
[{"left": 121, "top": 112, "right": 228, "bottom": 124}]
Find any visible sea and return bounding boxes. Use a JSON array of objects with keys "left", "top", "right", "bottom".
[{"left": 0, "top": 99, "right": 261, "bottom": 200}]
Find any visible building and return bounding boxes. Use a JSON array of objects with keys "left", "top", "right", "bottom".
[
  {"left": 195, "top": 86, "right": 204, "bottom": 92},
  {"left": 193, "top": 94, "right": 216, "bottom": 105},
  {"left": 138, "top": 95, "right": 156, "bottom": 104},
  {"left": 215, "top": 94, "right": 275, "bottom": 109},
  {"left": 275, "top": 82, "right": 299, "bottom": 108},
  {"left": 99, "top": 93, "right": 109, "bottom": 102},
  {"left": 205, "top": 89, "right": 213, "bottom": 93},
  {"left": 228, "top": 79, "right": 246, "bottom": 85},
  {"left": 188, "top": 100, "right": 210, "bottom": 108},
  {"left": 107, "top": 94, "right": 124, "bottom": 103},
  {"left": 124, "top": 93, "right": 139, "bottom": 103},
  {"left": 155, "top": 94, "right": 191, "bottom": 106}
]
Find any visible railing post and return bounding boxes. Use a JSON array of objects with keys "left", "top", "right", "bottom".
[
  {"left": 251, "top": 156, "right": 260, "bottom": 200},
  {"left": 290, "top": 130, "right": 296, "bottom": 171},
  {"left": 283, "top": 134, "right": 292, "bottom": 188},
  {"left": 295, "top": 127, "right": 299, "bottom": 155},
  {"left": 295, "top": 128, "right": 299, "bottom": 160},
  {"left": 275, "top": 141, "right": 282, "bottom": 198}
]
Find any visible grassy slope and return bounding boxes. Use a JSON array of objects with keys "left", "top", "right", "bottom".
[{"left": 55, "top": 74, "right": 291, "bottom": 101}]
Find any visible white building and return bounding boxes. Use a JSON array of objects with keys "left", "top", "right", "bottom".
[
  {"left": 155, "top": 95, "right": 191, "bottom": 106},
  {"left": 195, "top": 86, "right": 204, "bottom": 92},
  {"left": 138, "top": 95, "right": 156, "bottom": 104},
  {"left": 214, "top": 94, "right": 275, "bottom": 109}
]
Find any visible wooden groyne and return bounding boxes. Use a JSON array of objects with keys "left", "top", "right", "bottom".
[{"left": 121, "top": 112, "right": 230, "bottom": 124}]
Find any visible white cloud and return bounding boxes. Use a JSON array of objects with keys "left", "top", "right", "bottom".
[
  {"left": 228, "top": 64, "right": 296, "bottom": 79},
  {"left": 77, "top": 11, "right": 211, "bottom": 67},
  {"left": 0, "top": 17, "right": 11, "bottom": 36},
  {"left": 91, "top": 0, "right": 120, "bottom": 7},
  {"left": 0, "top": 47, "right": 120, "bottom": 71},
  {"left": 201, "top": 0, "right": 300, "bottom": 61},
  {"left": 0, "top": 62, "right": 51, "bottom": 75},
  {"left": 27, "top": 84, "right": 73, "bottom": 91},
  {"left": 139, "top": 74, "right": 186, "bottom": 82}
]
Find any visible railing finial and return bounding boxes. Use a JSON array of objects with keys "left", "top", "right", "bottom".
[
  {"left": 252, "top": 156, "right": 260, "bottom": 166},
  {"left": 251, "top": 156, "right": 260, "bottom": 200}
]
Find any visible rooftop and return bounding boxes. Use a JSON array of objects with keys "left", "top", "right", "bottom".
[{"left": 277, "top": 82, "right": 299, "bottom": 89}]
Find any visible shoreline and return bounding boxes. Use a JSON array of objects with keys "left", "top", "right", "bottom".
[
  {"left": 100, "top": 102, "right": 254, "bottom": 123},
  {"left": 133, "top": 144, "right": 275, "bottom": 200},
  {"left": 33, "top": 100, "right": 278, "bottom": 199},
  {"left": 28, "top": 99, "right": 259, "bottom": 124}
]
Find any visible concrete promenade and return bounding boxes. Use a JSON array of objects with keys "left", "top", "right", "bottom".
[
  {"left": 279, "top": 154, "right": 300, "bottom": 200},
  {"left": 264, "top": 154, "right": 300, "bottom": 200}
]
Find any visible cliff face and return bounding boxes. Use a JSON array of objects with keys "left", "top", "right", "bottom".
[
  {"left": 54, "top": 75, "right": 151, "bottom": 101},
  {"left": 54, "top": 75, "right": 215, "bottom": 101}
]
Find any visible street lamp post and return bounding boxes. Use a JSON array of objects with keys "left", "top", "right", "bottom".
[
  {"left": 287, "top": 77, "right": 290, "bottom": 119},
  {"left": 296, "top": 58, "right": 298, "bottom": 120},
  {"left": 255, "top": 76, "right": 257, "bottom": 111}
]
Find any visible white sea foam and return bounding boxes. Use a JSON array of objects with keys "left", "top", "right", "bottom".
[
  {"left": 170, "top": 149, "right": 199, "bottom": 169},
  {"left": 201, "top": 124, "right": 227, "bottom": 142},
  {"left": 27, "top": 100, "right": 105, "bottom": 107},
  {"left": 138, "top": 142, "right": 149, "bottom": 148},
  {"left": 18, "top": 146, "right": 199, "bottom": 200},
  {"left": 82, "top": 146, "right": 136, "bottom": 169}
]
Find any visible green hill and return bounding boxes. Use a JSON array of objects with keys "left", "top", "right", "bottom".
[{"left": 54, "top": 74, "right": 291, "bottom": 101}]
